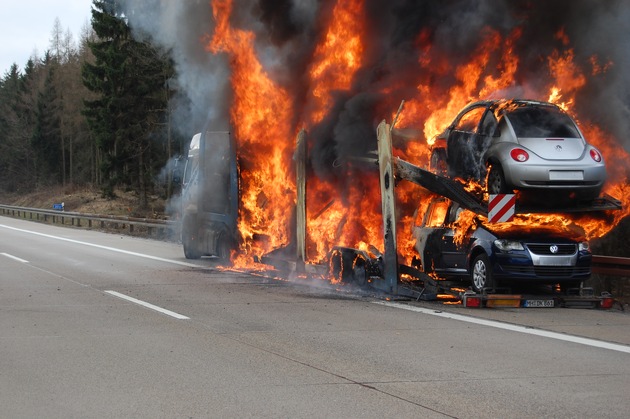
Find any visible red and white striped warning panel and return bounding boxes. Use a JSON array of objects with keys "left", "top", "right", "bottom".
[{"left": 488, "top": 194, "right": 515, "bottom": 223}]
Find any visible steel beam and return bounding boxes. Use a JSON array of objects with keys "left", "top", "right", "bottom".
[{"left": 376, "top": 120, "right": 398, "bottom": 294}]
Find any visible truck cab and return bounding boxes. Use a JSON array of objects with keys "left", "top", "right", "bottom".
[{"left": 181, "top": 130, "right": 239, "bottom": 261}]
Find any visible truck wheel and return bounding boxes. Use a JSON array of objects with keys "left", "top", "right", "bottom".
[
  {"left": 328, "top": 250, "right": 345, "bottom": 283},
  {"left": 487, "top": 164, "right": 511, "bottom": 194},
  {"left": 471, "top": 254, "right": 494, "bottom": 292},
  {"left": 216, "top": 234, "right": 233, "bottom": 265},
  {"left": 328, "top": 249, "right": 367, "bottom": 287},
  {"left": 352, "top": 262, "right": 368, "bottom": 287},
  {"left": 182, "top": 218, "right": 201, "bottom": 260}
]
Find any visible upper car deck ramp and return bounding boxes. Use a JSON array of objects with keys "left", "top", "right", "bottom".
[{"left": 393, "top": 157, "right": 622, "bottom": 216}]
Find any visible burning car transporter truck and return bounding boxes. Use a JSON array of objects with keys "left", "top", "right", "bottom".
[{"left": 180, "top": 117, "right": 621, "bottom": 307}]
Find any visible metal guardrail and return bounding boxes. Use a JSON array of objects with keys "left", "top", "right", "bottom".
[
  {"left": 592, "top": 255, "right": 630, "bottom": 277},
  {"left": 0, "top": 204, "right": 179, "bottom": 240}
]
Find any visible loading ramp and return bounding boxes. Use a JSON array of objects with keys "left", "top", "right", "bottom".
[{"left": 393, "top": 157, "right": 622, "bottom": 216}]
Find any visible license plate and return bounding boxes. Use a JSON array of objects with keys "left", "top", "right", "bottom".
[
  {"left": 549, "top": 170, "right": 583, "bottom": 181},
  {"left": 524, "top": 299, "right": 554, "bottom": 308}
]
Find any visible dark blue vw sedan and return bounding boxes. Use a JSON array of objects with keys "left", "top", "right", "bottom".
[{"left": 412, "top": 197, "right": 592, "bottom": 292}]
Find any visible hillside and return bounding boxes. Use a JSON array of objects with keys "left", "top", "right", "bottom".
[{"left": 0, "top": 186, "right": 168, "bottom": 220}]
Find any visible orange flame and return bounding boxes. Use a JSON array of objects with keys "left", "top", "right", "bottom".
[
  {"left": 208, "top": 0, "right": 295, "bottom": 266},
  {"left": 306, "top": 0, "right": 365, "bottom": 125},
  {"left": 205, "top": 3, "right": 628, "bottom": 272}
]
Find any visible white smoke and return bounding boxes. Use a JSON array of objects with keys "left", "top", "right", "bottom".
[{"left": 123, "top": 0, "right": 231, "bottom": 135}]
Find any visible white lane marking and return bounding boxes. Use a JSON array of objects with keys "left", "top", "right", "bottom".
[
  {"left": 374, "top": 301, "right": 630, "bottom": 354},
  {"left": 0, "top": 223, "right": 203, "bottom": 268},
  {"left": 1, "top": 252, "right": 29, "bottom": 263},
  {"left": 105, "top": 290, "right": 190, "bottom": 320}
]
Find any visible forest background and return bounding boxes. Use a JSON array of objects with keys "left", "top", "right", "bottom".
[{"left": 0, "top": 0, "right": 183, "bottom": 209}]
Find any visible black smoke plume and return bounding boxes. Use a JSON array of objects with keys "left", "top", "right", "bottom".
[{"left": 123, "top": 0, "right": 630, "bottom": 179}]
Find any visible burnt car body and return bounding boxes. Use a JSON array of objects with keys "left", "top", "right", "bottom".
[
  {"left": 430, "top": 99, "right": 607, "bottom": 202},
  {"left": 412, "top": 197, "right": 592, "bottom": 292}
]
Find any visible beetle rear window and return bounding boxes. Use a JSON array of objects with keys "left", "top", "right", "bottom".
[{"left": 506, "top": 106, "right": 580, "bottom": 138}]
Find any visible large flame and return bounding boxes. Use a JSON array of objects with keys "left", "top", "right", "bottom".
[
  {"left": 206, "top": 1, "right": 629, "bottom": 270},
  {"left": 208, "top": 0, "right": 295, "bottom": 266},
  {"left": 305, "top": 0, "right": 365, "bottom": 126}
]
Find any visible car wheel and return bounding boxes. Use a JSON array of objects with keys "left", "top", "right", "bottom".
[
  {"left": 471, "top": 254, "right": 494, "bottom": 292},
  {"left": 430, "top": 148, "right": 448, "bottom": 177},
  {"left": 487, "top": 164, "right": 511, "bottom": 194}
]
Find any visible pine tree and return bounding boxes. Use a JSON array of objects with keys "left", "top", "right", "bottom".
[
  {"left": 82, "top": 0, "right": 131, "bottom": 197},
  {"left": 32, "top": 52, "right": 62, "bottom": 185},
  {"left": 0, "top": 64, "right": 36, "bottom": 192},
  {"left": 82, "top": 0, "right": 174, "bottom": 203}
]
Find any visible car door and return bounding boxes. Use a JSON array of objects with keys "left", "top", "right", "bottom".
[
  {"left": 440, "top": 203, "right": 470, "bottom": 275},
  {"left": 413, "top": 198, "right": 450, "bottom": 273},
  {"left": 447, "top": 105, "right": 489, "bottom": 179}
]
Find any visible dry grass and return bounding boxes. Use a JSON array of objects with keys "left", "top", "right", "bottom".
[{"left": 0, "top": 185, "right": 167, "bottom": 219}]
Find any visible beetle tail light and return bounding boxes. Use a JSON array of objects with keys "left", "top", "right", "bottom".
[
  {"left": 510, "top": 148, "right": 529, "bottom": 162},
  {"left": 589, "top": 148, "right": 602, "bottom": 162}
]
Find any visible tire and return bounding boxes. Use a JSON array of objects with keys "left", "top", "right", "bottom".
[
  {"left": 328, "top": 250, "right": 367, "bottom": 287},
  {"left": 430, "top": 148, "right": 448, "bottom": 177},
  {"left": 182, "top": 217, "right": 201, "bottom": 260},
  {"left": 329, "top": 250, "right": 344, "bottom": 283},
  {"left": 352, "top": 262, "right": 368, "bottom": 287},
  {"left": 470, "top": 253, "right": 494, "bottom": 292},
  {"left": 487, "top": 164, "right": 511, "bottom": 195},
  {"left": 216, "top": 234, "right": 233, "bottom": 265}
]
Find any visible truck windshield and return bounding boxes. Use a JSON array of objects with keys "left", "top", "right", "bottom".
[{"left": 182, "top": 155, "right": 198, "bottom": 186}]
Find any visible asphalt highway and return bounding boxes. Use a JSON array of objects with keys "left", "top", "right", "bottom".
[{"left": 1, "top": 216, "right": 629, "bottom": 418}]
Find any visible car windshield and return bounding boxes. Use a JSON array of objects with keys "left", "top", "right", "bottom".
[{"left": 506, "top": 106, "right": 581, "bottom": 138}]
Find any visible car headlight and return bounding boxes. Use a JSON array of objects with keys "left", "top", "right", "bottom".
[
  {"left": 494, "top": 239, "right": 524, "bottom": 251},
  {"left": 579, "top": 241, "right": 590, "bottom": 252}
]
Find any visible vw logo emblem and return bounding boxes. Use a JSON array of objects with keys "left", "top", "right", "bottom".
[
  {"left": 555, "top": 145, "right": 563, "bottom": 152},
  {"left": 550, "top": 245, "right": 559, "bottom": 254}
]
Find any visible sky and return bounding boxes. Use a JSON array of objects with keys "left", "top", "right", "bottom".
[{"left": 0, "top": 0, "right": 93, "bottom": 76}]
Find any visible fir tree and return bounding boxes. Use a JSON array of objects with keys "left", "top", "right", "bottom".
[{"left": 82, "top": 0, "right": 173, "bottom": 202}]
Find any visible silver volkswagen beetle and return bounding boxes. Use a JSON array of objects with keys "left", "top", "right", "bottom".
[{"left": 430, "top": 99, "right": 607, "bottom": 202}]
